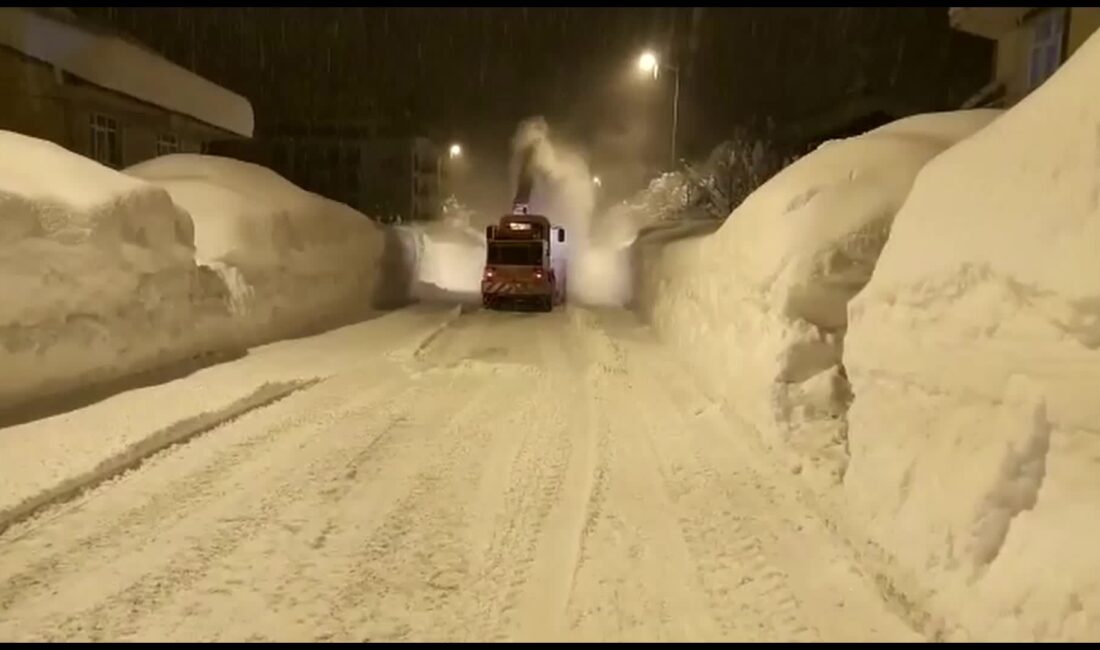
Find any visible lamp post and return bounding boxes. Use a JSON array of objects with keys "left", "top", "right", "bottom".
[
  {"left": 438, "top": 143, "right": 463, "bottom": 212},
  {"left": 637, "top": 50, "right": 680, "bottom": 171}
]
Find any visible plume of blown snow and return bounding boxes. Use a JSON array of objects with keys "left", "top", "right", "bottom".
[
  {"left": 403, "top": 197, "right": 486, "bottom": 301},
  {"left": 509, "top": 117, "right": 630, "bottom": 306}
]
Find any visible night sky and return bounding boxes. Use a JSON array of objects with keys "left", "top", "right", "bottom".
[{"left": 77, "top": 7, "right": 992, "bottom": 212}]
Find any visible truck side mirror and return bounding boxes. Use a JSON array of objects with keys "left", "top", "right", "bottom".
[{"left": 557, "top": 229, "right": 565, "bottom": 243}]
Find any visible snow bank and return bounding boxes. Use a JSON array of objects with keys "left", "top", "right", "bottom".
[
  {"left": 635, "top": 110, "right": 1000, "bottom": 484},
  {"left": 0, "top": 8, "right": 253, "bottom": 137},
  {"left": 843, "top": 32, "right": 1100, "bottom": 641},
  {"left": 405, "top": 213, "right": 486, "bottom": 303},
  {"left": 127, "top": 155, "right": 385, "bottom": 343},
  {"left": 0, "top": 131, "right": 232, "bottom": 410}
]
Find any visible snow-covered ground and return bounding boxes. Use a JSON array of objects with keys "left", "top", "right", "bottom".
[
  {"left": 3, "top": 29, "right": 1098, "bottom": 641},
  {"left": 128, "top": 155, "right": 386, "bottom": 345},
  {"left": 0, "top": 305, "right": 459, "bottom": 535},
  {"left": 0, "top": 132, "right": 233, "bottom": 411},
  {"left": 634, "top": 109, "right": 1000, "bottom": 486},
  {"left": 0, "top": 306, "right": 918, "bottom": 642},
  {"left": 842, "top": 30, "right": 1100, "bottom": 642}
]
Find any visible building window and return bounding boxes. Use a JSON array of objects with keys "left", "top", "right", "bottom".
[
  {"left": 156, "top": 134, "right": 180, "bottom": 156},
  {"left": 1029, "top": 10, "right": 1065, "bottom": 90},
  {"left": 89, "top": 113, "right": 121, "bottom": 168}
]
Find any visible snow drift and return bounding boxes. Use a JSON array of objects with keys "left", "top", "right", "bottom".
[
  {"left": 842, "top": 31, "right": 1100, "bottom": 641},
  {"left": 634, "top": 110, "right": 1000, "bottom": 484},
  {"left": 0, "top": 131, "right": 232, "bottom": 410},
  {"left": 127, "top": 155, "right": 385, "bottom": 343}
]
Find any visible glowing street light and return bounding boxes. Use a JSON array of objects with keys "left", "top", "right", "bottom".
[
  {"left": 637, "top": 51, "right": 659, "bottom": 78},
  {"left": 449, "top": 143, "right": 462, "bottom": 159},
  {"left": 635, "top": 49, "right": 680, "bottom": 171},
  {"left": 592, "top": 175, "right": 602, "bottom": 187}
]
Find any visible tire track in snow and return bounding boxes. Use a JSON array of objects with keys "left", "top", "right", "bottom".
[
  {"left": 600, "top": 320, "right": 818, "bottom": 641},
  {"left": 285, "top": 319, "right": 552, "bottom": 642},
  {"left": 0, "top": 367, "right": 406, "bottom": 617},
  {"left": 564, "top": 353, "right": 722, "bottom": 640},
  {"left": 503, "top": 313, "right": 606, "bottom": 641},
  {"left": 141, "top": 369, "right": 505, "bottom": 643},
  {"left": 0, "top": 371, "right": 426, "bottom": 641},
  {"left": 333, "top": 420, "right": 534, "bottom": 641},
  {"left": 0, "top": 379, "right": 318, "bottom": 537},
  {"left": 587, "top": 310, "right": 917, "bottom": 642},
  {"left": 528, "top": 308, "right": 719, "bottom": 641},
  {"left": 0, "top": 356, "right": 459, "bottom": 640}
]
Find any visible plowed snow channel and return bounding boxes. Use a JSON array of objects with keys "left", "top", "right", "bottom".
[{"left": 0, "top": 306, "right": 919, "bottom": 642}]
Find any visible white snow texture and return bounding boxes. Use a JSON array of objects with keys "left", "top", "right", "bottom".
[
  {"left": 5, "top": 25, "right": 1100, "bottom": 643},
  {"left": 635, "top": 29, "right": 1100, "bottom": 642},
  {"left": 842, "top": 29, "right": 1100, "bottom": 641},
  {"left": 0, "top": 132, "right": 232, "bottom": 409},
  {"left": 635, "top": 109, "right": 1001, "bottom": 484},
  {"left": 0, "top": 138, "right": 383, "bottom": 410},
  {"left": 403, "top": 207, "right": 487, "bottom": 302},
  {"left": 127, "top": 155, "right": 384, "bottom": 343}
]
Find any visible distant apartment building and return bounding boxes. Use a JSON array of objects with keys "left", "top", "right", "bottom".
[
  {"left": 951, "top": 7, "right": 1100, "bottom": 108},
  {"left": 211, "top": 131, "right": 444, "bottom": 223},
  {"left": 0, "top": 7, "right": 253, "bottom": 168}
]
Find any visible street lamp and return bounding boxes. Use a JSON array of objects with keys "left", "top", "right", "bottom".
[
  {"left": 439, "top": 143, "right": 464, "bottom": 211},
  {"left": 636, "top": 49, "right": 680, "bottom": 171},
  {"left": 592, "top": 175, "right": 602, "bottom": 187}
]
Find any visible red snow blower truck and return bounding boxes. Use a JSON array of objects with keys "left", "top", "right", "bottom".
[{"left": 481, "top": 146, "right": 566, "bottom": 312}]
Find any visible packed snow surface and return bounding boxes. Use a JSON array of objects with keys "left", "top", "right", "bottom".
[
  {"left": 0, "top": 306, "right": 459, "bottom": 534},
  {"left": 0, "top": 306, "right": 918, "bottom": 642},
  {"left": 0, "top": 8, "right": 253, "bottom": 137},
  {"left": 843, "top": 30, "right": 1100, "bottom": 642},
  {"left": 0, "top": 131, "right": 231, "bottom": 410},
  {"left": 634, "top": 109, "right": 1000, "bottom": 483},
  {"left": 127, "top": 154, "right": 385, "bottom": 343}
]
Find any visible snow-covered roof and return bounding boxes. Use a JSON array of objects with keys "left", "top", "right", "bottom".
[{"left": 0, "top": 7, "right": 254, "bottom": 138}]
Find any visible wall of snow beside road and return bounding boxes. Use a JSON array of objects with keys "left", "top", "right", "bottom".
[
  {"left": 843, "top": 32, "right": 1100, "bottom": 642},
  {"left": 0, "top": 132, "right": 232, "bottom": 410},
  {"left": 634, "top": 110, "right": 999, "bottom": 485},
  {"left": 403, "top": 213, "right": 487, "bottom": 303},
  {"left": 127, "top": 155, "right": 385, "bottom": 344}
]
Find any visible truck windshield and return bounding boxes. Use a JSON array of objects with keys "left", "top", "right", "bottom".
[{"left": 487, "top": 242, "right": 542, "bottom": 266}]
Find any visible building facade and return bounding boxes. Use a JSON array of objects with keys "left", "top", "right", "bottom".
[
  {"left": 951, "top": 7, "right": 1100, "bottom": 108},
  {"left": 0, "top": 7, "right": 253, "bottom": 168}
]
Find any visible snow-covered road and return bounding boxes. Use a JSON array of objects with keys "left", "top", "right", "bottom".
[{"left": 0, "top": 306, "right": 920, "bottom": 642}]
